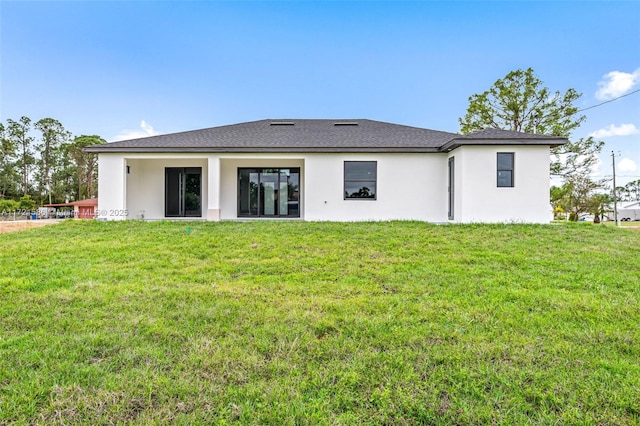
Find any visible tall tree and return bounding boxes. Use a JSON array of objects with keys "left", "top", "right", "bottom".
[
  {"left": 35, "top": 118, "right": 71, "bottom": 204},
  {"left": 623, "top": 179, "right": 640, "bottom": 201},
  {"left": 51, "top": 148, "right": 76, "bottom": 203},
  {"left": 550, "top": 137, "right": 604, "bottom": 180},
  {"left": 459, "top": 68, "right": 585, "bottom": 137},
  {"left": 0, "top": 123, "right": 20, "bottom": 198},
  {"left": 614, "top": 186, "right": 631, "bottom": 202},
  {"left": 65, "top": 135, "right": 104, "bottom": 200},
  {"left": 6, "top": 117, "right": 35, "bottom": 196},
  {"left": 459, "top": 68, "right": 606, "bottom": 219}
]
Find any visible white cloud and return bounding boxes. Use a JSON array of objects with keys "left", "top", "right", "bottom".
[
  {"left": 595, "top": 68, "right": 640, "bottom": 100},
  {"left": 589, "top": 123, "right": 639, "bottom": 138},
  {"left": 111, "top": 120, "right": 159, "bottom": 142},
  {"left": 618, "top": 157, "right": 637, "bottom": 172}
]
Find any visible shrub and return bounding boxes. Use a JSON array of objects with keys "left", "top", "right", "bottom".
[
  {"left": 0, "top": 199, "right": 20, "bottom": 213},
  {"left": 18, "top": 195, "right": 36, "bottom": 211}
]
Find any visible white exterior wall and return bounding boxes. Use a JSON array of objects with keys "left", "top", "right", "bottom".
[
  {"left": 97, "top": 154, "right": 209, "bottom": 220},
  {"left": 303, "top": 153, "right": 447, "bottom": 221},
  {"left": 207, "top": 157, "right": 221, "bottom": 221},
  {"left": 97, "top": 154, "right": 126, "bottom": 220},
  {"left": 449, "top": 145, "right": 550, "bottom": 223},
  {"left": 126, "top": 156, "right": 208, "bottom": 220},
  {"left": 96, "top": 147, "right": 552, "bottom": 223}
]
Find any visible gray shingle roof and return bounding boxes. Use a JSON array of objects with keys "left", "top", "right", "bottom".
[
  {"left": 85, "top": 119, "right": 566, "bottom": 153},
  {"left": 460, "top": 128, "right": 567, "bottom": 140},
  {"left": 440, "top": 128, "right": 567, "bottom": 152}
]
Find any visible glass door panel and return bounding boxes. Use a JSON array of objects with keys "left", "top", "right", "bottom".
[
  {"left": 279, "top": 180, "right": 289, "bottom": 216},
  {"left": 165, "top": 167, "right": 201, "bottom": 217},
  {"left": 238, "top": 169, "right": 259, "bottom": 216},
  {"left": 165, "top": 168, "right": 182, "bottom": 217},
  {"left": 279, "top": 169, "right": 290, "bottom": 216},
  {"left": 260, "top": 170, "right": 278, "bottom": 216},
  {"left": 238, "top": 168, "right": 300, "bottom": 218},
  {"left": 184, "top": 168, "right": 202, "bottom": 217},
  {"left": 284, "top": 169, "right": 300, "bottom": 217}
]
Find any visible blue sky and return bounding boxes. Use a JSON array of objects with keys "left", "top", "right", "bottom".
[{"left": 1, "top": 1, "right": 639, "bottom": 185}]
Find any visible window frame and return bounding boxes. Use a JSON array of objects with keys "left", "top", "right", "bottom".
[
  {"left": 496, "top": 152, "right": 514, "bottom": 188},
  {"left": 236, "top": 167, "right": 300, "bottom": 218},
  {"left": 165, "top": 167, "right": 202, "bottom": 217},
  {"left": 344, "top": 161, "right": 377, "bottom": 200}
]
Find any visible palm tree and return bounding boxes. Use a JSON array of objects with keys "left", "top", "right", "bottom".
[{"left": 588, "top": 193, "right": 612, "bottom": 223}]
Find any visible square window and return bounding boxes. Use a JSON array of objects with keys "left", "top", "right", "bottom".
[{"left": 344, "top": 161, "right": 377, "bottom": 199}]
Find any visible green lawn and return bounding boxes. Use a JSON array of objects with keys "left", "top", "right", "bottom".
[{"left": 1, "top": 221, "right": 639, "bottom": 424}]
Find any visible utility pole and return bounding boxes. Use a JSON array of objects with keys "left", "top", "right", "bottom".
[{"left": 612, "top": 151, "right": 618, "bottom": 226}]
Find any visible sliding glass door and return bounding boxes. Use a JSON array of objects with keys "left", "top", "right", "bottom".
[
  {"left": 165, "top": 167, "right": 202, "bottom": 217},
  {"left": 238, "top": 168, "right": 299, "bottom": 217}
]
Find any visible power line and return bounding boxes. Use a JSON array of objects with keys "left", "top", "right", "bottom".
[{"left": 577, "top": 89, "right": 640, "bottom": 113}]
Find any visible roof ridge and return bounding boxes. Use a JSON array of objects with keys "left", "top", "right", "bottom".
[{"left": 86, "top": 119, "right": 565, "bottom": 154}]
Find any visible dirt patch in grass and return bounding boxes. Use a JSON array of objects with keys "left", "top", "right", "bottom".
[{"left": 0, "top": 220, "right": 62, "bottom": 233}]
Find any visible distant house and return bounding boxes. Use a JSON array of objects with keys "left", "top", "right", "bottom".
[
  {"left": 85, "top": 119, "right": 566, "bottom": 223},
  {"left": 44, "top": 198, "right": 98, "bottom": 219},
  {"left": 72, "top": 198, "right": 98, "bottom": 219},
  {"left": 609, "top": 201, "right": 640, "bottom": 221}
]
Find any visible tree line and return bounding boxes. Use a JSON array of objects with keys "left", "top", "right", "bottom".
[
  {"left": 0, "top": 117, "right": 104, "bottom": 211},
  {"left": 2, "top": 72, "right": 632, "bottom": 221},
  {"left": 458, "top": 68, "right": 626, "bottom": 222},
  {"left": 614, "top": 180, "right": 640, "bottom": 202}
]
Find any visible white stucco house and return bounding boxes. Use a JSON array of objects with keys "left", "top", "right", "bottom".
[{"left": 86, "top": 119, "right": 566, "bottom": 223}]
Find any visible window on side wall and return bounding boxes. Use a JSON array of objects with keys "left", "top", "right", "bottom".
[
  {"left": 497, "top": 153, "right": 514, "bottom": 187},
  {"left": 344, "top": 161, "right": 377, "bottom": 199}
]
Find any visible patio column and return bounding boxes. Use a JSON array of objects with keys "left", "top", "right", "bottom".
[
  {"left": 97, "top": 154, "right": 127, "bottom": 220},
  {"left": 207, "top": 156, "right": 221, "bottom": 221}
]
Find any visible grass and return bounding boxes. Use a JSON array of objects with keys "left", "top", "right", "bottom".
[
  {"left": 612, "top": 220, "right": 640, "bottom": 228},
  {"left": 1, "top": 220, "right": 639, "bottom": 425}
]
